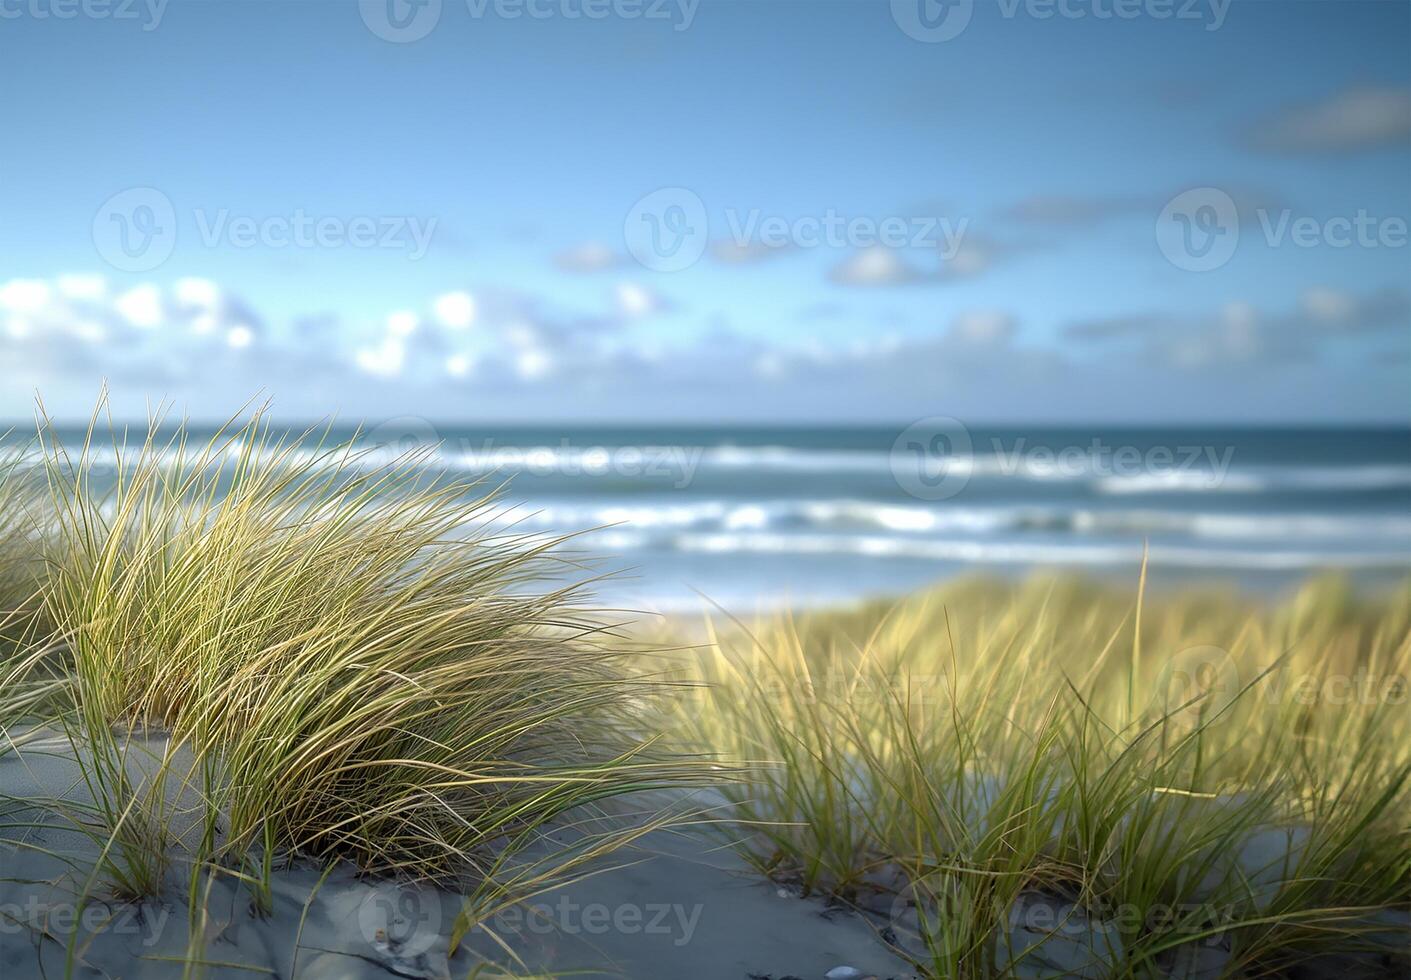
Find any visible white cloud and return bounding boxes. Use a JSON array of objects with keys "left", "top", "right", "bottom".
[
  {"left": 433, "top": 291, "right": 476, "bottom": 331},
  {"left": 515, "top": 348, "right": 552, "bottom": 380},
  {"left": 944, "top": 238, "right": 996, "bottom": 278},
  {"left": 355, "top": 337, "right": 406, "bottom": 377},
  {"left": 386, "top": 310, "right": 419, "bottom": 337},
  {"left": 614, "top": 282, "right": 664, "bottom": 318},
  {"left": 827, "top": 237, "right": 1016, "bottom": 287},
  {"left": 70, "top": 320, "right": 107, "bottom": 344},
  {"left": 948, "top": 310, "right": 1016, "bottom": 347},
  {"left": 710, "top": 239, "right": 793, "bottom": 264},
  {"left": 504, "top": 321, "right": 541, "bottom": 350},
  {"left": 754, "top": 351, "right": 786, "bottom": 378},
  {"left": 0, "top": 276, "right": 278, "bottom": 393},
  {"left": 828, "top": 247, "right": 923, "bottom": 286},
  {"left": 56, "top": 274, "right": 107, "bottom": 301},
  {"left": 175, "top": 277, "right": 221, "bottom": 309},
  {"left": 1063, "top": 288, "right": 1408, "bottom": 368},
  {"left": 1301, "top": 287, "right": 1357, "bottom": 325},
  {"left": 3, "top": 271, "right": 1400, "bottom": 423},
  {"left": 1246, "top": 86, "right": 1411, "bottom": 154},
  {"left": 115, "top": 284, "right": 164, "bottom": 329},
  {"left": 445, "top": 352, "right": 474, "bottom": 378},
  {"left": 0, "top": 279, "right": 53, "bottom": 314},
  {"left": 554, "top": 241, "right": 619, "bottom": 273},
  {"left": 226, "top": 325, "right": 255, "bottom": 350}
]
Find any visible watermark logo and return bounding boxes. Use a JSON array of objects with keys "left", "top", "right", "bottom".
[
  {"left": 360, "top": 0, "right": 442, "bottom": 42},
  {"left": 364, "top": 416, "right": 443, "bottom": 466},
  {"left": 891, "top": 425, "right": 1237, "bottom": 500},
  {"left": 1156, "top": 187, "right": 1239, "bottom": 272},
  {"left": 92, "top": 187, "right": 178, "bottom": 273},
  {"left": 890, "top": 0, "right": 973, "bottom": 42},
  {"left": 91, "top": 188, "right": 438, "bottom": 270},
  {"left": 356, "top": 882, "right": 443, "bottom": 956},
  {"left": 0, "top": 0, "right": 168, "bottom": 30},
  {"left": 885, "top": 876, "right": 937, "bottom": 956},
  {"left": 1150, "top": 645, "right": 1243, "bottom": 717},
  {"left": 891, "top": 416, "right": 974, "bottom": 501},
  {"left": 624, "top": 187, "right": 710, "bottom": 272},
  {"left": 1158, "top": 188, "right": 1407, "bottom": 271}
]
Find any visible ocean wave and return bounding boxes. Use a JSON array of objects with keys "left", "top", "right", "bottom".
[
  {"left": 488, "top": 498, "right": 1411, "bottom": 542},
  {"left": 28, "top": 436, "right": 1411, "bottom": 496},
  {"left": 447, "top": 447, "right": 1411, "bottom": 498},
  {"left": 1096, "top": 464, "right": 1411, "bottom": 495},
  {"left": 670, "top": 532, "right": 1410, "bottom": 570}
]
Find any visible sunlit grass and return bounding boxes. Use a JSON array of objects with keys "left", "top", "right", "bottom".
[
  {"left": 1, "top": 396, "right": 722, "bottom": 974},
  {"left": 671, "top": 573, "right": 1411, "bottom": 977},
  {"left": 0, "top": 438, "right": 63, "bottom": 730}
]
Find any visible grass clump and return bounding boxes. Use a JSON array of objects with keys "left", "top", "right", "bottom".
[
  {"left": 5, "top": 398, "right": 718, "bottom": 921},
  {"left": 0, "top": 438, "right": 65, "bottom": 728},
  {"left": 673, "top": 574, "right": 1411, "bottom": 977}
]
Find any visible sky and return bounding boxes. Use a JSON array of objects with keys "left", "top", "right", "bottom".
[{"left": 1, "top": 0, "right": 1408, "bottom": 424}]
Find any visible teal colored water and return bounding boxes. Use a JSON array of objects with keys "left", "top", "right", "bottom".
[{"left": 29, "top": 423, "right": 1411, "bottom": 611}]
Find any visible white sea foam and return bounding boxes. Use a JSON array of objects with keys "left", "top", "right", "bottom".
[
  {"left": 1096, "top": 464, "right": 1411, "bottom": 495},
  {"left": 482, "top": 498, "right": 1411, "bottom": 543},
  {"left": 669, "top": 532, "right": 1408, "bottom": 570}
]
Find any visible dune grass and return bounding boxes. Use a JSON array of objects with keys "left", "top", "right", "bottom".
[
  {"left": 0, "top": 439, "right": 64, "bottom": 729},
  {"left": 671, "top": 574, "right": 1411, "bottom": 977},
  {"left": 0, "top": 399, "right": 722, "bottom": 974}
]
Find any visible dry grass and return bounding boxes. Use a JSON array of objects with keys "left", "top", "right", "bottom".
[
  {"left": 670, "top": 573, "right": 1411, "bottom": 977},
  {"left": 1, "top": 398, "right": 720, "bottom": 968}
]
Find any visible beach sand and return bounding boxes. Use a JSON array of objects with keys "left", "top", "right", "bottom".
[{"left": 0, "top": 729, "right": 916, "bottom": 979}]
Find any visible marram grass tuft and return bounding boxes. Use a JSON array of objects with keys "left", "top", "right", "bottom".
[
  {"left": 671, "top": 574, "right": 1411, "bottom": 977},
  {"left": 11, "top": 397, "right": 721, "bottom": 907}
]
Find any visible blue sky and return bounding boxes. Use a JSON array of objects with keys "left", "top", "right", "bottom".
[{"left": 1, "top": 0, "right": 1408, "bottom": 423}]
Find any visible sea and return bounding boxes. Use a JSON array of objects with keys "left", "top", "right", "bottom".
[{"left": 28, "top": 422, "right": 1411, "bottom": 613}]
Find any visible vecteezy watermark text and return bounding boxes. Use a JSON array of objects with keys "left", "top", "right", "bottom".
[
  {"left": 489, "top": 896, "right": 704, "bottom": 947},
  {"left": 624, "top": 187, "right": 965, "bottom": 272},
  {"left": 723, "top": 208, "right": 963, "bottom": 252},
  {"left": 1157, "top": 187, "right": 1408, "bottom": 272},
  {"left": 92, "top": 187, "right": 437, "bottom": 272},
  {"left": 192, "top": 209, "right": 437, "bottom": 259},
  {"left": 1152, "top": 645, "right": 1409, "bottom": 714},
  {"left": 466, "top": 0, "right": 697, "bottom": 28},
  {"left": 891, "top": 417, "right": 1236, "bottom": 501},
  {"left": 458, "top": 440, "right": 703, "bottom": 488},
  {"left": 360, "top": 0, "right": 696, "bottom": 43},
  {"left": 0, "top": 0, "right": 167, "bottom": 29},
  {"left": 0, "top": 897, "right": 171, "bottom": 947},
  {"left": 890, "top": 0, "right": 1229, "bottom": 43}
]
